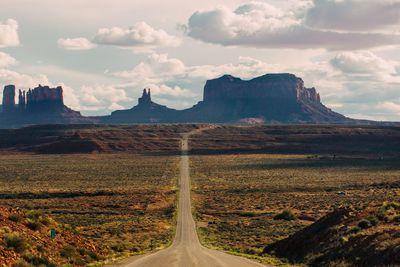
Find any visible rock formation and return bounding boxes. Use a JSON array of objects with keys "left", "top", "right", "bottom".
[
  {"left": 101, "top": 73, "right": 355, "bottom": 124},
  {"left": 0, "top": 84, "right": 92, "bottom": 127},
  {"left": 1, "top": 73, "right": 391, "bottom": 128},
  {"left": 103, "top": 88, "right": 179, "bottom": 123},
  {"left": 2, "top": 85, "right": 16, "bottom": 113},
  {"left": 180, "top": 73, "right": 347, "bottom": 123}
]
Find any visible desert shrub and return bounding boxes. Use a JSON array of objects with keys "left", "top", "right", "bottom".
[
  {"left": 86, "top": 250, "right": 101, "bottom": 261},
  {"left": 22, "top": 253, "right": 56, "bottom": 267},
  {"left": 26, "top": 210, "right": 43, "bottom": 220},
  {"left": 26, "top": 219, "right": 42, "bottom": 231},
  {"left": 239, "top": 211, "right": 257, "bottom": 217},
  {"left": 366, "top": 215, "right": 379, "bottom": 226},
  {"left": 36, "top": 245, "right": 45, "bottom": 254},
  {"left": 393, "top": 215, "right": 400, "bottom": 223},
  {"left": 60, "top": 245, "right": 76, "bottom": 258},
  {"left": 383, "top": 201, "right": 400, "bottom": 210},
  {"left": 376, "top": 207, "right": 388, "bottom": 221},
  {"left": 358, "top": 219, "right": 371, "bottom": 229},
  {"left": 350, "top": 226, "right": 361, "bottom": 234},
  {"left": 377, "top": 202, "right": 400, "bottom": 222},
  {"left": 297, "top": 214, "right": 316, "bottom": 221},
  {"left": 8, "top": 213, "right": 23, "bottom": 223},
  {"left": 0, "top": 226, "right": 12, "bottom": 234},
  {"left": 78, "top": 248, "right": 100, "bottom": 261},
  {"left": 111, "top": 243, "right": 126, "bottom": 252},
  {"left": 12, "top": 260, "right": 30, "bottom": 267},
  {"left": 274, "top": 210, "right": 296, "bottom": 221},
  {"left": 4, "top": 232, "right": 27, "bottom": 253},
  {"left": 39, "top": 216, "right": 51, "bottom": 226}
]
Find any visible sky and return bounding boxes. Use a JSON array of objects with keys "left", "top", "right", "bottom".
[{"left": 0, "top": 0, "right": 400, "bottom": 121}]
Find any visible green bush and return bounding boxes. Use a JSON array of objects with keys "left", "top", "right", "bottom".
[
  {"left": 39, "top": 216, "right": 51, "bottom": 226},
  {"left": 11, "top": 260, "right": 30, "bottom": 267},
  {"left": 273, "top": 210, "right": 296, "bottom": 221},
  {"left": 26, "top": 220, "right": 42, "bottom": 231},
  {"left": 366, "top": 215, "right": 379, "bottom": 226},
  {"left": 383, "top": 201, "right": 400, "bottom": 210},
  {"left": 26, "top": 210, "right": 43, "bottom": 220},
  {"left": 350, "top": 226, "right": 361, "bottom": 234},
  {"left": 8, "top": 213, "right": 23, "bottom": 223},
  {"left": 60, "top": 245, "right": 76, "bottom": 258},
  {"left": 78, "top": 248, "right": 101, "bottom": 261},
  {"left": 22, "top": 253, "right": 56, "bottom": 267},
  {"left": 239, "top": 211, "right": 257, "bottom": 217},
  {"left": 86, "top": 250, "right": 101, "bottom": 261},
  {"left": 358, "top": 219, "right": 371, "bottom": 229},
  {"left": 4, "top": 232, "right": 27, "bottom": 253},
  {"left": 393, "top": 215, "right": 400, "bottom": 223}
]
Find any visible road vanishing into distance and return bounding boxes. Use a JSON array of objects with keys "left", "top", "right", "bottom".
[{"left": 110, "top": 129, "right": 265, "bottom": 267}]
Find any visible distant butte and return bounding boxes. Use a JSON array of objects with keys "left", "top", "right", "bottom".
[
  {"left": 0, "top": 84, "right": 92, "bottom": 127},
  {"left": 100, "top": 73, "right": 352, "bottom": 124},
  {"left": 0, "top": 73, "right": 397, "bottom": 128}
]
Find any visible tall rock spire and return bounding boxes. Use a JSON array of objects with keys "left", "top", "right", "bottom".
[{"left": 2, "top": 85, "right": 16, "bottom": 113}]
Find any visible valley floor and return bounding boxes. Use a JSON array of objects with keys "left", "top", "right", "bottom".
[{"left": 0, "top": 124, "right": 399, "bottom": 266}]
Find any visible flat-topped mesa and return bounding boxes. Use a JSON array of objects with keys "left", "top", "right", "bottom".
[
  {"left": 203, "top": 73, "right": 321, "bottom": 104},
  {"left": 189, "top": 73, "right": 346, "bottom": 123}
]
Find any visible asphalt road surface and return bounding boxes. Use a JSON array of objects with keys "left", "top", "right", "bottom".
[{"left": 109, "top": 130, "right": 265, "bottom": 267}]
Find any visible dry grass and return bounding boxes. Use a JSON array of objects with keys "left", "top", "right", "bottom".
[
  {"left": 0, "top": 153, "right": 180, "bottom": 263},
  {"left": 191, "top": 154, "right": 400, "bottom": 261}
]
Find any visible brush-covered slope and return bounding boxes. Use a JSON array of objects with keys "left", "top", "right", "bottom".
[{"left": 263, "top": 202, "right": 400, "bottom": 266}]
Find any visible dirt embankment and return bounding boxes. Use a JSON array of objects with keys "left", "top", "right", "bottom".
[
  {"left": 264, "top": 202, "right": 400, "bottom": 266},
  {"left": 0, "top": 208, "right": 104, "bottom": 266},
  {"left": 0, "top": 124, "right": 201, "bottom": 154}
]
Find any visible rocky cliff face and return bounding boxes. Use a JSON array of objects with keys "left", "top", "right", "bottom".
[
  {"left": 101, "top": 73, "right": 353, "bottom": 124},
  {"left": 183, "top": 73, "right": 347, "bottom": 123},
  {"left": 2, "top": 85, "right": 16, "bottom": 113},
  {"left": 0, "top": 73, "right": 363, "bottom": 127},
  {"left": 0, "top": 85, "right": 92, "bottom": 128}
]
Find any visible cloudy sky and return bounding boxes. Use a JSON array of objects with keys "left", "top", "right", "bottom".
[{"left": 0, "top": 0, "right": 400, "bottom": 120}]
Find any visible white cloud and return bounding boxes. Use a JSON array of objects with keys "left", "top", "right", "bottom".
[
  {"left": 114, "top": 52, "right": 277, "bottom": 83},
  {"left": 0, "top": 19, "right": 19, "bottom": 48},
  {"left": 0, "top": 52, "right": 17, "bottom": 68},
  {"left": 58, "top": 83, "right": 81, "bottom": 110},
  {"left": 117, "top": 53, "right": 185, "bottom": 80},
  {"left": 305, "top": 0, "right": 400, "bottom": 32},
  {"left": 93, "top": 21, "right": 181, "bottom": 49},
  {"left": 108, "top": 102, "right": 124, "bottom": 110},
  {"left": 330, "top": 51, "right": 398, "bottom": 75},
  {"left": 57, "top": 38, "right": 96, "bottom": 50},
  {"left": 330, "top": 51, "right": 400, "bottom": 85},
  {"left": 146, "top": 84, "right": 197, "bottom": 98},
  {"left": 78, "top": 85, "right": 132, "bottom": 111},
  {"left": 183, "top": 1, "right": 400, "bottom": 50},
  {"left": 377, "top": 101, "right": 400, "bottom": 114},
  {"left": 0, "top": 69, "right": 50, "bottom": 90}
]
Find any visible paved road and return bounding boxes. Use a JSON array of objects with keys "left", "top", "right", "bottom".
[{"left": 110, "top": 130, "right": 265, "bottom": 267}]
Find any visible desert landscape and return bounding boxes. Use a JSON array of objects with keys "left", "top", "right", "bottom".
[
  {"left": 0, "top": 124, "right": 398, "bottom": 266},
  {"left": 1, "top": 1, "right": 400, "bottom": 266}
]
